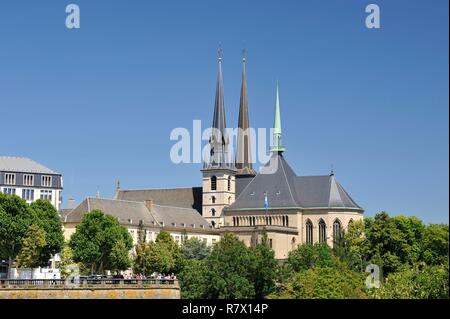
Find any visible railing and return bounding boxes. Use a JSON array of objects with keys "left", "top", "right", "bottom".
[{"left": 0, "top": 278, "right": 178, "bottom": 288}]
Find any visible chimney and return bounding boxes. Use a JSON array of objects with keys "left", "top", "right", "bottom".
[
  {"left": 145, "top": 199, "right": 154, "bottom": 211},
  {"left": 67, "top": 197, "right": 76, "bottom": 210}
]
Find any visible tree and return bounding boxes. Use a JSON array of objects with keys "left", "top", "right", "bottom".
[
  {"left": 249, "top": 230, "right": 278, "bottom": 298},
  {"left": 287, "top": 243, "right": 335, "bottom": 273},
  {"left": 69, "top": 210, "right": 133, "bottom": 274},
  {"left": 337, "top": 220, "right": 370, "bottom": 271},
  {"left": 181, "top": 237, "right": 211, "bottom": 260},
  {"left": 30, "top": 199, "right": 64, "bottom": 266},
  {"left": 178, "top": 259, "right": 208, "bottom": 299},
  {"left": 142, "top": 231, "right": 182, "bottom": 274},
  {"left": 0, "top": 194, "right": 35, "bottom": 271},
  {"left": 133, "top": 221, "right": 147, "bottom": 275},
  {"left": 16, "top": 224, "right": 47, "bottom": 273},
  {"left": 369, "top": 264, "right": 449, "bottom": 299},
  {"left": 59, "top": 242, "right": 75, "bottom": 279},
  {"left": 421, "top": 224, "right": 449, "bottom": 266},
  {"left": 110, "top": 240, "right": 131, "bottom": 273},
  {"left": 269, "top": 261, "right": 367, "bottom": 299},
  {"left": 204, "top": 232, "right": 255, "bottom": 299}
]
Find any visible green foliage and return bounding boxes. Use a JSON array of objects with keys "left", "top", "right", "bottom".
[
  {"left": 181, "top": 237, "right": 211, "bottom": 260},
  {"left": 204, "top": 232, "right": 255, "bottom": 299},
  {"left": 0, "top": 195, "right": 63, "bottom": 269},
  {"left": 369, "top": 264, "right": 449, "bottom": 299},
  {"left": 16, "top": 224, "right": 47, "bottom": 269},
  {"left": 59, "top": 242, "right": 74, "bottom": 279},
  {"left": 249, "top": 231, "right": 278, "bottom": 298},
  {"left": 269, "top": 261, "right": 367, "bottom": 299},
  {"left": 178, "top": 259, "right": 208, "bottom": 299},
  {"left": 133, "top": 231, "right": 182, "bottom": 275},
  {"left": 287, "top": 243, "right": 335, "bottom": 273},
  {"left": 0, "top": 194, "right": 35, "bottom": 266},
  {"left": 110, "top": 240, "right": 131, "bottom": 273},
  {"left": 69, "top": 210, "right": 133, "bottom": 274},
  {"left": 421, "top": 224, "right": 449, "bottom": 265},
  {"left": 29, "top": 199, "right": 64, "bottom": 265}
]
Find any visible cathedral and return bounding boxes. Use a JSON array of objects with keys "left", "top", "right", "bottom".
[{"left": 65, "top": 50, "right": 364, "bottom": 260}]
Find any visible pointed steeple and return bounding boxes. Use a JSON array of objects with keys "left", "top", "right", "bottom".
[
  {"left": 208, "top": 47, "right": 231, "bottom": 168},
  {"left": 236, "top": 49, "right": 256, "bottom": 177},
  {"left": 271, "top": 83, "right": 285, "bottom": 153}
]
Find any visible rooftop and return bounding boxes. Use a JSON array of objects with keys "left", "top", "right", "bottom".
[{"left": 0, "top": 156, "right": 59, "bottom": 174}]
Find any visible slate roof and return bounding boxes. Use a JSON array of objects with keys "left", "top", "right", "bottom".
[
  {"left": 0, "top": 156, "right": 58, "bottom": 174},
  {"left": 63, "top": 197, "right": 212, "bottom": 229},
  {"left": 115, "top": 187, "right": 203, "bottom": 213},
  {"left": 226, "top": 153, "right": 362, "bottom": 211}
]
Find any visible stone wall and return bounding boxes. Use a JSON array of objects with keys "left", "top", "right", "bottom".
[{"left": 0, "top": 286, "right": 180, "bottom": 299}]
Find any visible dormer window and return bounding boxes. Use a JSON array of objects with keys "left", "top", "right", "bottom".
[
  {"left": 23, "top": 174, "right": 34, "bottom": 186},
  {"left": 41, "top": 175, "right": 52, "bottom": 187},
  {"left": 250, "top": 191, "right": 255, "bottom": 196},
  {"left": 4, "top": 173, "right": 15, "bottom": 185}
]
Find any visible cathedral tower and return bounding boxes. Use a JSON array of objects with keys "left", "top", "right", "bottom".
[
  {"left": 235, "top": 50, "right": 257, "bottom": 178},
  {"left": 201, "top": 48, "right": 237, "bottom": 228}
]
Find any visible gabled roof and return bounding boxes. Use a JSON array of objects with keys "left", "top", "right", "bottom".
[
  {"left": 226, "top": 153, "right": 362, "bottom": 211},
  {"left": 0, "top": 156, "right": 59, "bottom": 174},
  {"left": 63, "top": 197, "right": 158, "bottom": 226},
  {"left": 115, "top": 187, "right": 202, "bottom": 213},
  {"left": 63, "top": 197, "right": 213, "bottom": 230}
]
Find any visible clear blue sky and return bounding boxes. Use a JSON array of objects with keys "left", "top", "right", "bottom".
[{"left": 0, "top": 0, "right": 448, "bottom": 223}]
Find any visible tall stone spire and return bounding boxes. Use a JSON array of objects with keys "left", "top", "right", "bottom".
[
  {"left": 235, "top": 49, "right": 256, "bottom": 177},
  {"left": 208, "top": 47, "right": 230, "bottom": 167},
  {"left": 271, "top": 83, "right": 285, "bottom": 153}
]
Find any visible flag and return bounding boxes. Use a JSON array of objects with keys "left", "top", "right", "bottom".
[{"left": 263, "top": 192, "right": 269, "bottom": 210}]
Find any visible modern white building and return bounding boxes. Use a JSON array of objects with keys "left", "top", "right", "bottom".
[{"left": 0, "top": 156, "right": 63, "bottom": 211}]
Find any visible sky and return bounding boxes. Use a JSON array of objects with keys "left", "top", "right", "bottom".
[{"left": 0, "top": 0, "right": 448, "bottom": 223}]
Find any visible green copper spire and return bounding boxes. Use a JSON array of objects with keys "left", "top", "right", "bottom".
[{"left": 271, "top": 83, "right": 285, "bottom": 153}]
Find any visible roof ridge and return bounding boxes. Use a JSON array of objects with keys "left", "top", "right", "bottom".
[
  {"left": 86, "top": 196, "right": 145, "bottom": 204},
  {"left": 279, "top": 156, "right": 298, "bottom": 205},
  {"left": 118, "top": 186, "right": 201, "bottom": 192}
]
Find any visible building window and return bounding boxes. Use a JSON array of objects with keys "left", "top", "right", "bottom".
[
  {"left": 228, "top": 196, "right": 231, "bottom": 204},
  {"left": 211, "top": 196, "right": 216, "bottom": 203},
  {"left": 319, "top": 219, "right": 327, "bottom": 243},
  {"left": 333, "top": 219, "right": 342, "bottom": 248},
  {"left": 285, "top": 216, "right": 289, "bottom": 227},
  {"left": 41, "top": 175, "right": 52, "bottom": 187},
  {"left": 211, "top": 208, "right": 216, "bottom": 217},
  {"left": 211, "top": 176, "right": 217, "bottom": 191},
  {"left": 211, "top": 221, "right": 216, "bottom": 228},
  {"left": 22, "top": 189, "right": 34, "bottom": 201},
  {"left": 348, "top": 219, "right": 354, "bottom": 227},
  {"left": 23, "top": 174, "right": 34, "bottom": 186},
  {"left": 40, "top": 190, "right": 52, "bottom": 201},
  {"left": 269, "top": 216, "right": 272, "bottom": 226},
  {"left": 306, "top": 220, "right": 313, "bottom": 244},
  {"left": 269, "top": 238, "right": 273, "bottom": 249},
  {"left": 227, "top": 176, "right": 231, "bottom": 191},
  {"left": 4, "top": 173, "right": 15, "bottom": 185},
  {"left": 3, "top": 188, "right": 16, "bottom": 195}
]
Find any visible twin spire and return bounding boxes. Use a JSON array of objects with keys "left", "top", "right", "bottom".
[{"left": 207, "top": 48, "right": 285, "bottom": 174}]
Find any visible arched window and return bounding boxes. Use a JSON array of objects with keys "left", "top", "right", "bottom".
[
  {"left": 211, "top": 221, "right": 216, "bottom": 228},
  {"left": 211, "top": 176, "right": 217, "bottom": 191},
  {"left": 211, "top": 196, "right": 216, "bottom": 203},
  {"left": 333, "top": 219, "right": 342, "bottom": 248},
  {"left": 211, "top": 208, "right": 216, "bottom": 217},
  {"left": 319, "top": 219, "right": 327, "bottom": 243},
  {"left": 305, "top": 220, "right": 313, "bottom": 244},
  {"left": 227, "top": 176, "right": 231, "bottom": 191}
]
